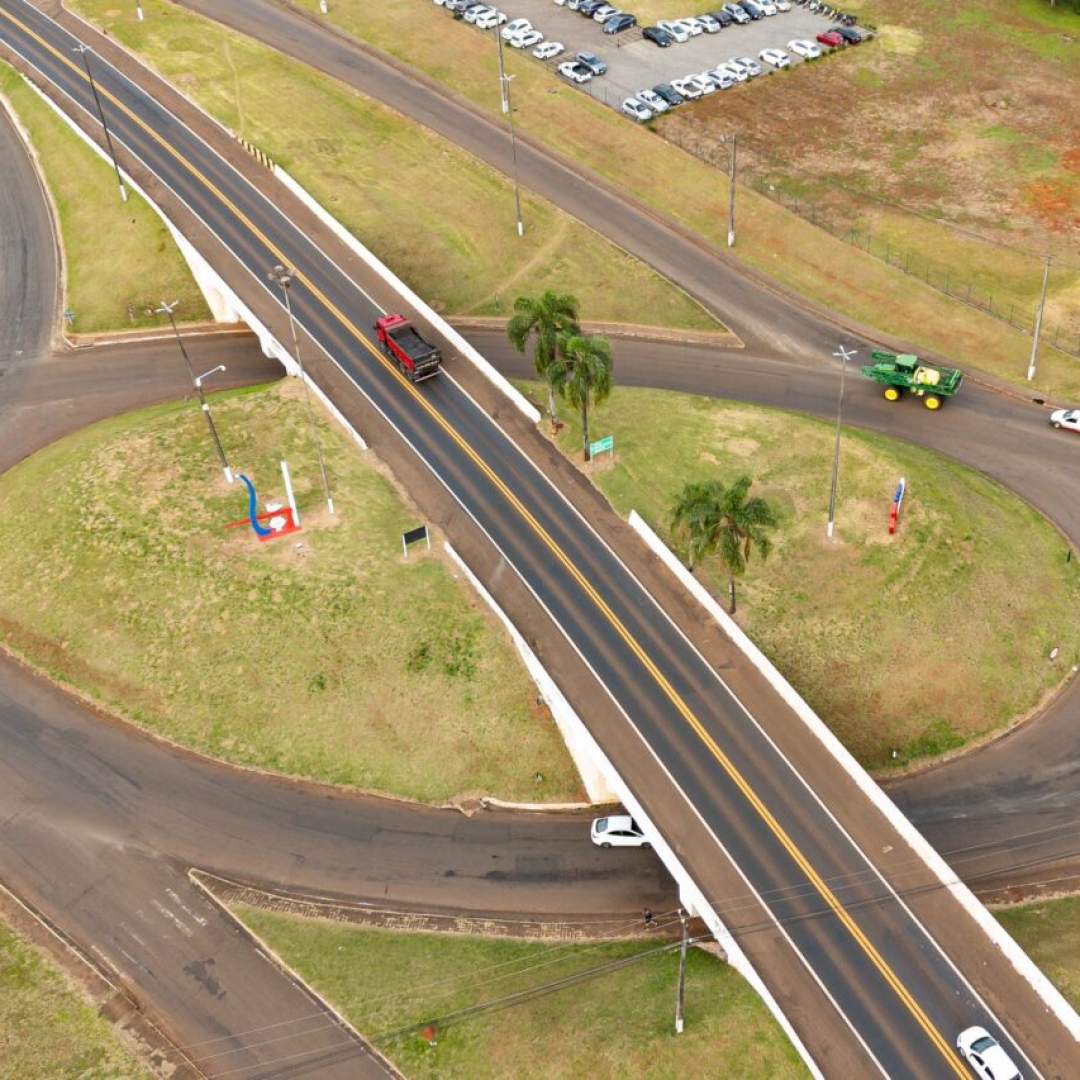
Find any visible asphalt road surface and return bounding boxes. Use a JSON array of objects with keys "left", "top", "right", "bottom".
[{"left": 0, "top": 0, "right": 1075, "bottom": 1075}]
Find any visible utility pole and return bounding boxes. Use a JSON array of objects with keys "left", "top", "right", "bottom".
[
  {"left": 73, "top": 44, "right": 127, "bottom": 203},
  {"left": 724, "top": 133, "right": 737, "bottom": 248},
  {"left": 494, "top": 26, "right": 524, "bottom": 237},
  {"left": 827, "top": 346, "right": 857, "bottom": 540},
  {"left": 1027, "top": 253, "right": 1052, "bottom": 382},
  {"left": 675, "top": 908, "right": 688, "bottom": 1034}
]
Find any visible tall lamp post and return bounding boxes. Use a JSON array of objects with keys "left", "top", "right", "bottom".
[
  {"left": 720, "top": 133, "right": 737, "bottom": 248},
  {"left": 1027, "top": 252, "right": 1052, "bottom": 382},
  {"left": 267, "top": 265, "right": 335, "bottom": 516},
  {"left": 494, "top": 26, "right": 524, "bottom": 237},
  {"left": 156, "top": 301, "right": 233, "bottom": 484},
  {"left": 826, "top": 345, "right": 857, "bottom": 540},
  {"left": 72, "top": 44, "right": 127, "bottom": 203}
]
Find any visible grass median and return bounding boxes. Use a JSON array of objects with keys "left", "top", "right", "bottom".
[{"left": 232, "top": 903, "right": 809, "bottom": 1080}]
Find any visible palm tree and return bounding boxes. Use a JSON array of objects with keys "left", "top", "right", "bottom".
[
  {"left": 671, "top": 475, "right": 777, "bottom": 614},
  {"left": 505, "top": 291, "right": 580, "bottom": 428},
  {"left": 551, "top": 332, "right": 613, "bottom": 462}
]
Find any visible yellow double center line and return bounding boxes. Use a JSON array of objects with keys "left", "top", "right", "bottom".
[{"left": 6, "top": 5, "right": 965, "bottom": 1071}]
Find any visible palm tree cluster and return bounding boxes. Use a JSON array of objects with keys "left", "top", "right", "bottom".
[
  {"left": 506, "top": 291, "right": 613, "bottom": 462},
  {"left": 670, "top": 476, "right": 778, "bottom": 614}
]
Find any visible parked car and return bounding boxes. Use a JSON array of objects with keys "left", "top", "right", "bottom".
[
  {"left": 1050, "top": 408, "right": 1080, "bottom": 433},
  {"left": 685, "top": 73, "right": 717, "bottom": 94},
  {"left": 657, "top": 18, "right": 690, "bottom": 41},
  {"left": 533, "top": 40, "right": 565, "bottom": 59},
  {"left": 474, "top": 8, "right": 507, "bottom": 27},
  {"left": 835, "top": 25, "right": 863, "bottom": 43},
  {"left": 736, "top": 0, "right": 765, "bottom": 20},
  {"left": 816, "top": 28, "right": 844, "bottom": 46},
  {"left": 787, "top": 38, "right": 821, "bottom": 58},
  {"left": 671, "top": 76, "right": 704, "bottom": 99},
  {"left": 642, "top": 25, "right": 675, "bottom": 46},
  {"left": 775, "top": 0, "right": 792, "bottom": 9},
  {"left": 704, "top": 66, "right": 736, "bottom": 89},
  {"left": 759, "top": 46, "right": 791, "bottom": 68},
  {"left": 955, "top": 1027, "right": 1022, "bottom": 1080},
  {"left": 722, "top": 2, "right": 751, "bottom": 23},
  {"left": 592, "top": 3, "right": 620, "bottom": 21},
  {"left": 590, "top": 815, "right": 650, "bottom": 847},
  {"left": 676, "top": 16, "right": 704, "bottom": 35},
  {"left": 558, "top": 60, "right": 594, "bottom": 82},
  {"left": 692, "top": 13, "right": 722, "bottom": 32},
  {"left": 463, "top": 3, "right": 493, "bottom": 22},
  {"left": 758, "top": 0, "right": 778, "bottom": 14},
  {"left": 711, "top": 7, "right": 734, "bottom": 26},
  {"left": 603, "top": 12, "right": 637, "bottom": 32},
  {"left": 718, "top": 59, "right": 748, "bottom": 82},
  {"left": 694, "top": 70, "right": 727, "bottom": 91},
  {"left": 509, "top": 27, "right": 544, "bottom": 47},
  {"left": 730, "top": 55, "right": 762, "bottom": 76},
  {"left": 576, "top": 50, "right": 608, "bottom": 75},
  {"left": 578, "top": 0, "right": 607, "bottom": 14},
  {"left": 501, "top": 17, "right": 531, "bottom": 38},
  {"left": 652, "top": 82, "right": 685, "bottom": 106},
  {"left": 621, "top": 97, "right": 653, "bottom": 121},
  {"left": 636, "top": 87, "right": 670, "bottom": 112}
]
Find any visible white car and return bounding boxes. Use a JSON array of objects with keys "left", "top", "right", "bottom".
[
  {"left": 670, "top": 76, "right": 703, "bottom": 100},
  {"left": 474, "top": 9, "right": 506, "bottom": 26},
  {"left": 501, "top": 17, "right": 531, "bottom": 39},
  {"left": 557, "top": 60, "right": 593, "bottom": 83},
  {"left": 621, "top": 97, "right": 653, "bottom": 122},
  {"left": 692, "top": 14, "right": 721, "bottom": 33},
  {"left": 656, "top": 19, "right": 690, "bottom": 42},
  {"left": 787, "top": 38, "right": 822, "bottom": 59},
  {"left": 635, "top": 87, "right": 669, "bottom": 113},
  {"left": 956, "top": 1027, "right": 1022, "bottom": 1080},
  {"left": 463, "top": 3, "right": 494, "bottom": 21},
  {"left": 687, "top": 72, "right": 718, "bottom": 94},
  {"left": 676, "top": 16, "right": 704, "bottom": 35},
  {"left": 509, "top": 27, "right": 543, "bottom": 47},
  {"left": 718, "top": 60, "right": 748, "bottom": 82},
  {"left": 704, "top": 67, "right": 736, "bottom": 90},
  {"left": 592, "top": 4, "right": 620, "bottom": 21},
  {"left": 759, "top": 47, "right": 791, "bottom": 68},
  {"left": 1050, "top": 408, "right": 1080, "bottom": 433},
  {"left": 590, "top": 815, "right": 650, "bottom": 847},
  {"left": 759, "top": 0, "right": 778, "bottom": 14},
  {"left": 533, "top": 40, "right": 565, "bottom": 59},
  {"left": 731, "top": 55, "right": 763, "bottom": 77},
  {"left": 775, "top": 0, "right": 792, "bottom": 9}
]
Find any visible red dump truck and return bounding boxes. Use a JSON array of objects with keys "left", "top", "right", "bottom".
[{"left": 374, "top": 313, "right": 442, "bottom": 382}]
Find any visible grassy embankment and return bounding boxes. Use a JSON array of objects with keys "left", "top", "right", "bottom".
[
  {"left": 0, "top": 916, "right": 153, "bottom": 1078},
  {"left": 233, "top": 902, "right": 809, "bottom": 1080}
]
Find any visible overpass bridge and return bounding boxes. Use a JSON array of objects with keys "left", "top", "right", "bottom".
[{"left": 1, "top": 2, "right": 1077, "bottom": 1076}]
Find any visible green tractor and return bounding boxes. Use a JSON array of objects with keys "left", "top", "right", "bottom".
[{"left": 860, "top": 351, "right": 963, "bottom": 410}]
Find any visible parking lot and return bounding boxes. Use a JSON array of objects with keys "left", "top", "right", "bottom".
[{"left": 443, "top": 1, "right": 862, "bottom": 112}]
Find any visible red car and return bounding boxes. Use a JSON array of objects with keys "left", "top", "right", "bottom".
[{"left": 816, "top": 29, "right": 844, "bottom": 47}]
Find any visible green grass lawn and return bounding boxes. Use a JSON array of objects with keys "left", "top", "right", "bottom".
[
  {"left": 997, "top": 896, "right": 1080, "bottom": 1013},
  {"left": 0, "top": 381, "right": 584, "bottom": 804},
  {"left": 0, "top": 917, "right": 153, "bottom": 1078},
  {"left": 233, "top": 903, "right": 808, "bottom": 1080}
]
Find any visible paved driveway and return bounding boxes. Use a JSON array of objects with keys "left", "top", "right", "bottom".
[{"left": 446, "top": 1, "right": 856, "bottom": 107}]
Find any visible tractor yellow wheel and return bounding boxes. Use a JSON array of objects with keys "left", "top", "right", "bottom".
[
  {"left": 924, "top": 395, "right": 941, "bottom": 410},
  {"left": 883, "top": 386, "right": 901, "bottom": 401}
]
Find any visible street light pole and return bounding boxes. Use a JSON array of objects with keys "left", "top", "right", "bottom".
[
  {"left": 1027, "top": 252, "right": 1052, "bottom": 382},
  {"left": 267, "top": 265, "right": 335, "bottom": 516},
  {"left": 495, "top": 26, "right": 524, "bottom": 237},
  {"left": 72, "top": 44, "right": 127, "bottom": 203},
  {"left": 827, "top": 346, "right": 857, "bottom": 540},
  {"left": 156, "top": 301, "right": 233, "bottom": 484},
  {"left": 720, "top": 133, "right": 737, "bottom": 248}
]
